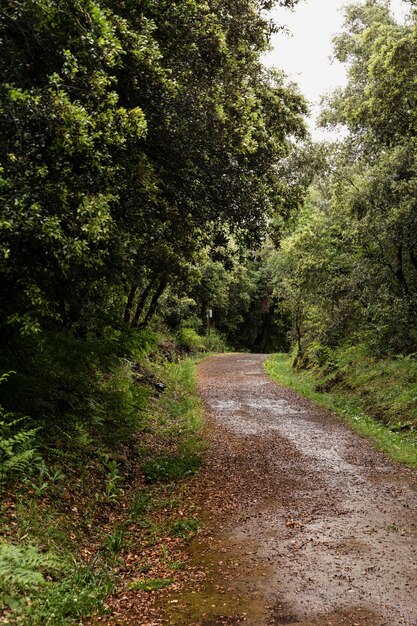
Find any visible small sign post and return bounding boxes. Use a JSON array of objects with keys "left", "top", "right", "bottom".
[{"left": 207, "top": 308, "right": 213, "bottom": 337}]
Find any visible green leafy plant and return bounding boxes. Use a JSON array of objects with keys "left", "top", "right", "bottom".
[
  {"left": 177, "top": 328, "right": 206, "bottom": 353},
  {"left": 106, "top": 525, "right": 126, "bottom": 554},
  {"left": 0, "top": 413, "right": 38, "bottom": 487},
  {"left": 387, "top": 522, "right": 398, "bottom": 533},
  {"left": 23, "top": 457, "right": 65, "bottom": 497},
  {"left": 0, "top": 542, "right": 59, "bottom": 593},
  {"left": 129, "top": 492, "right": 154, "bottom": 520},
  {"left": 101, "top": 454, "right": 124, "bottom": 503},
  {"left": 170, "top": 518, "right": 200, "bottom": 538}
]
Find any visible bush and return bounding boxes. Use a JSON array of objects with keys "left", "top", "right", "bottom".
[
  {"left": 202, "top": 329, "right": 228, "bottom": 353},
  {"left": 176, "top": 328, "right": 206, "bottom": 353},
  {"left": 0, "top": 331, "right": 155, "bottom": 450},
  {"left": 295, "top": 342, "right": 336, "bottom": 373}
]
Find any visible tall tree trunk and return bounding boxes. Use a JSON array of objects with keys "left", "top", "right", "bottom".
[
  {"left": 293, "top": 305, "right": 303, "bottom": 368},
  {"left": 396, "top": 243, "right": 409, "bottom": 295},
  {"left": 123, "top": 284, "right": 137, "bottom": 325},
  {"left": 131, "top": 278, "right": 156, "bottom": 328},
  {"left": 139, "top": 279, "right": 168, "bottom": 329},
  {"left": 408, "top": 243, "right": 417, "bottom": 272}
]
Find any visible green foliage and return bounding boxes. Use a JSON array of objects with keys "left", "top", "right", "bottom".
[
  {"left": 152, "top": 357, "right": 204, "bottom": 435},
  {"left": 162, "top": 240, "right": 295, "bottom": 353},
  {"left": 1, "top": 496, "right": 114, "bottom": 622},
  {"left": 0, "top": 0, "right": 306, "bottom": 345},
  {"left": 177, "top": 328, "right": 206, "bottom": 353},
  {"left": 23, "top": 459, "right": 65, "bottom": 499},
  {"left": 142, "top": 454, "right": 201, "bottom": 483},
  {"left": 0, "top": 542, "right": 59, "bottom": 593},
  {"left": 0, "top": 392, "right": 38, "bottom": 485},
  {"left": 203, "top": 330, "right": 229, "bottom": 354},
  {"left": 271, "top": 2, "right": 417, "bottom": 373},
  {"left": 29, "top": 563, "right": 113, "bottom": 624},
  {"left": 106, "top": 525, "right": 126, "bottom": 554},
  {"left": 0, "top": 354, "right": 205, "bottom": 624},
  {"left": 128, "top": 492, "right": 154, "bottom": 520},
  {"left": 101, "top": 455, "right": 124, "bottom": 504},
  {"left": 0, "top": 0, "right": 307, "bottom": 463},
  {"left": 0, "top": 331, "right": 153, "bottom": 450},
  {"left": 170, "top": 518, "right": 200, "bottom": 539},
  {"left": 297, "top": 342, "right": 337, "bottom": 373}
]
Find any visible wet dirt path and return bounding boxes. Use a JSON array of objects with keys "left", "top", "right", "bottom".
[{"left": 165, "top": 354, "right": 417, "bottom": 626}]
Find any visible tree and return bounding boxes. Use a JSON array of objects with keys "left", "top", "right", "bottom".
[
  {"left": 0, "top": 0, "right": 307, "bottom": 343},
  {"left": 277, "top": 0, "right": 417, "bottom": 358}
]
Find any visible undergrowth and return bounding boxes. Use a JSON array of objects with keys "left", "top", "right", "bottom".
[
  {"left": 0, "top": 339, "right": 205, "bottom": 624},
  {"left": 265, "top": 352, "right": 417, "bottom": 468}
]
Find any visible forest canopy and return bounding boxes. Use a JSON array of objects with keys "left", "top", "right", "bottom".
[{"left": 0, "top": 0, "right": 306, "bottom": 342}]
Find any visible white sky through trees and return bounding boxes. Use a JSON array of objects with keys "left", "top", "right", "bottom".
[{"left": 263, "top": 0, "right": 410, "bottom": 139}]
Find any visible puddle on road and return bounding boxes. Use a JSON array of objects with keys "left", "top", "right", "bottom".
[
  {"left": 210, "top": 396, "right": 357, "bottom": 476},
  {"left": 163, "top": 531, "right": 273, "bottom": 626}
]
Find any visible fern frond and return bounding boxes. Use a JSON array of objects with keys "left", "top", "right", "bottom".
[
  {"left": 0, "top": 543, "right": 59, "bottom": 591},
  {"left": 0, "top": 418, "right": 38, "bottom": 483}
]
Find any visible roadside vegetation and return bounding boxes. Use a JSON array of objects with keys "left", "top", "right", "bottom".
[
  {"left": 266, "top": 351, "right": 417, "bottom": 468},
  {"left": 0, "top": 332, "right": 208, "bottom": 624}
]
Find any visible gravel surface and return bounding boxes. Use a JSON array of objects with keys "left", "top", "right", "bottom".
[{"left": 164, "top": 354, "right": 417, "bottom": 626}]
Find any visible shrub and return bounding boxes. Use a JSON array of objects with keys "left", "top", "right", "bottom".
[
  {"left": 176, "top": 328, "right": 205, "bottom": 353},
  {"left": 297, "top": 342, "right": 336, "bottom": 373},
  {"left": 202, "top": 329, "right": 228, "bottom": 353},
  {"left": 0, "top": 542, "right": 59, "bottom": 594},
  {"left": 0, "top": 373, "right": 38, "bottom": 487},
  {"left": 0, "top": 331, "right": 153, "bottom": 450}
]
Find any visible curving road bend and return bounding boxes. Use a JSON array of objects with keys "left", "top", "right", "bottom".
[{"left": 165, "top": 354, "right": 417, "bottom": 626}]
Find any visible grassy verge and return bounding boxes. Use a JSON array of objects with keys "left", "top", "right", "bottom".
[
  {"left": 265, "top": 353, "right": 417, "bottom": 468},
  {"left": 0, "top": 355, "right": 205, "bottom": 625}
]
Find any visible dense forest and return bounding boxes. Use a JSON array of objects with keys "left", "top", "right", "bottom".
[
  {"left": 1, "top": 0, "right": 417, "bottom": 623},
  {"left": 0, "top": 0, "right": 307, "bottom": 440}
]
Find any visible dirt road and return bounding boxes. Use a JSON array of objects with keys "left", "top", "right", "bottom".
[{"left": 165, "top": 354, "right": 417, "bottom": 626}]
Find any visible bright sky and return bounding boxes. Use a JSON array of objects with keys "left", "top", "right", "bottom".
[{"left": 263, "top": 0, "right": 410, "bottom": 140}]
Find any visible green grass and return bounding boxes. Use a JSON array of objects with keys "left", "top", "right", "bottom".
[
  {"left": 0, "top": 353, "right": 206, "bottom": 624},
  {"left": 265, "top": 353, "right": 417, "bottom": 468},
  {"left": 128, "top": 578, "right": 173, "bottom": 592},
  {"left": 141, "top": 357, "right": 205, "bottom": 482},
  {"left": 142, "top": 454, "right": 202, "bottom": 482},
  {"left": 0, "top": 538, "right": 113, "bottom": 624},
  {"left": 169, "top": 518, "right": 200, "bottom": 539}
]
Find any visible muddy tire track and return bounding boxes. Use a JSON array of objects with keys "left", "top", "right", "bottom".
[{"left": 163, "top": 354, "right": 417, "bottom": 626}]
